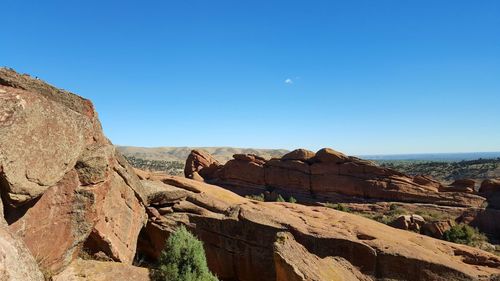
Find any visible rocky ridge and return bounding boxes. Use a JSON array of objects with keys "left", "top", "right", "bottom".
[{"left": 185, "top": 148, "right": 487, "bottom": 208}]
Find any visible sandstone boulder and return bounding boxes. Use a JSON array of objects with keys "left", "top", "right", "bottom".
[
  {"left": 479, "top": 179, "right": 500, "bottom": 209},
  {"left": 421, "top": 220, "right": 456, "bottom": 239},
  {"left": 440, "top": 179, "right": 476, "bottom": 193},
  {"left": 480, "top": 179, "right": 500, "bottom": 193},
  {"left": 0, "top": 69, "right": 146, "bottom": 272},
  {"left": 389, "top": 214, "right": 426, "bottom": 232},
  {"left": 184, "top": 149, "right": 221, "bottom": 180},
  {"left": 281, "top": 149, "right": 316, "bottom": 162},
  {"left": 312, "top": 148, "right": 349, "bottom": 163}
]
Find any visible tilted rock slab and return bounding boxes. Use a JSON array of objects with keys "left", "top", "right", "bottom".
[
  {"left": 139, "top": 176, "right": 500, "bottom": 281},
  {"left": 53, "top": 259, "right": 150, "bottom": 281},
  {"left": 0, "top": 68, "right": 146, "bottom": 273},
  {"left": 187, "top": 148, "right": 486, "bottom": 208}
]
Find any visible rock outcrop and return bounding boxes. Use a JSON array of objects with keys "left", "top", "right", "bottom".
[
  {"left": 138, "top": 175, "right": 500, "bottom": 281},
  {"left": 273, "top": 232, "right": 372, "bottom": 281},
  {"left": 184, "top": 149, "right": 222, "bottom": 181},
  {"left": 186, "top": 149, "right": 486, "bottom": 207},
  {"left": 0, "top": 68, "right": 147, "bottom": 274},
  {"left": 480, "top": 179, "right": 500, "bottom": 209},
  {"left": 389, "top": 214, "right": 426, "bottom": 232}
]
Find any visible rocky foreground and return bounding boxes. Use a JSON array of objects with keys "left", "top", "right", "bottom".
[{"left": 0, "top": 68, "right": 499, "bottom": 281}]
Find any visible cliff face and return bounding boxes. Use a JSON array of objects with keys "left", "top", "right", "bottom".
[{"left": 185, "top": 148, "right": 487, "bottom": 208}]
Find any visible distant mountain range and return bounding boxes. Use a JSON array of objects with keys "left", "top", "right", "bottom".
[
  {"left": 118, "top": 146, "right": 500, "bottom": 163},
  {"left": 116, "top": 146, "right": 289, "bottom": 164},
  {"left": 361, "top": 152, "right": 500, "bottom": 162}
]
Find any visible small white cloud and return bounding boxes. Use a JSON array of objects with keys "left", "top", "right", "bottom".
[{"left": 284, "top": 78, "right": 293, "bottom": 84}]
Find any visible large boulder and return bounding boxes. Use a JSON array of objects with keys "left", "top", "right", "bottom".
[
  {"left": 184, "top": 149, "right": 221, "bottom": 180},
  {"left": 421, "top": 220, "right": 456, "bottom": 239},
  {"left": 440, "top": 179, "right": 476, "bottom": 193},
  {"left": 479, "top": 179, "right": 500, "bottom": 193},
  {"left": 0, "top": 68, "right": 146, "bottom": 273},
  {"left": 479, "top": 179, "right": 500, "bottom": 209},
  {"left": 138, "top": 176, "right": 500, "bottom": 281},
  {"left": 281, "top": 149, "right": 316, "bottom": 162},
  {"left": 389, "top": 214, "right": 426, "bottom": 232}
]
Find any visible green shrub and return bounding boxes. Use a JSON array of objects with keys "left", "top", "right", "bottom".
[
  {"left": 288, "top": 196, "right": 297, "bottom": 203},
  {"left": 152, "top": 226, "right": 218, "bottom": 281},
  {"left": 276, "top": 194, "right": 286, "bottom": 202},
  {"left": 325, "top": 203, "right": 351, "bottom": 212},
  {"left": 245, "top": 193, "right": 265, "bottom": 202},
  {"left": 443, "top": 224, "right": 487, "bottom": 246}
]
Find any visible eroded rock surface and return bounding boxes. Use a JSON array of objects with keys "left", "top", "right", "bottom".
[
  {"left": 138, "top": 175, "right": 500, "bottom": 281},
  {"left": 273, "top": 232, "right": 372, "bottom": 281},
  {"left": 53, "top": 259, "right": 150, "bottom": 281}
]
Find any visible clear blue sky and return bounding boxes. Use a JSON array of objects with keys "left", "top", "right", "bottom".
[{"left": 2, "top": 0, "right": 499, "bottom": 155}]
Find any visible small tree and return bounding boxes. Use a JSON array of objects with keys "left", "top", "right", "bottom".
[{"left": 153, "top": 225, "right": 218, "bottom": 281}]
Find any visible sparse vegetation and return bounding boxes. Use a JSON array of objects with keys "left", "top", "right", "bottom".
[
  {"left": 245, "top": 193, "right": 265, "bottom": 201},
  {"left": 288, "top": 196, "right": 297, "bottom": 203},
  {"left": 442, "top": 224, "right": 488, "bottom": 247},
  {"left": 152, "top": 225, "right": 218, "bottom": 281},
  {"left": 124, "top": 155, "right": 184, "bottom": 175},
  {"left": 325, "top": 203, "right": 351, "bottom": 212},
  {"left": 377, "top": 158, "right": 500, "bottom": 183},
  {"left": 276, "top": 194, "right": 285, "bottom": 202}
]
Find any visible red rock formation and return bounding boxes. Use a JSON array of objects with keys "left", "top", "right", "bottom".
[
  {"left": 389, "top": 214, "right": 426, "bottom": 232},
  {"left": 184, "top": 149, "right": 222, "bottom": 180},
  {"left": 138, "top": 176, "right": 500, "bottom": 281},
  {"left": 480, "top": 179, "right": 500, "bottom": 193},
  {"left": 421, "top": 220, "right": 456, "bottom": 239},
  {"left": 479, "top": 179, "right": 500, "bottom": 209},
  {"left": 0, "top": 68, "right": 147, "bottom": 273},
  {"left": 186, "top": 149, "right": 486, "bottom": 208}
]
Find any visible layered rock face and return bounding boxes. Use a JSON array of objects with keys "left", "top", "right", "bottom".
[
  {"left": 138, "top": 175, "right": 500, "bottom": 281},
  {"left": 0, "top": 68, "right": 146, "bottom": 274},
  {"left": 186, "top": 148, "right": 486, "bottom": 207}
]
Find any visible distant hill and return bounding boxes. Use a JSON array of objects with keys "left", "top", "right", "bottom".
[
  {"left": 116, "top": 146, "right": 289, "bottom": 164},
  {"left": 362, "top": 152, "right": 500, "bottom": 162},
  {"left": 376, "top": 158, "right": 500, "bottom": 184}
]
